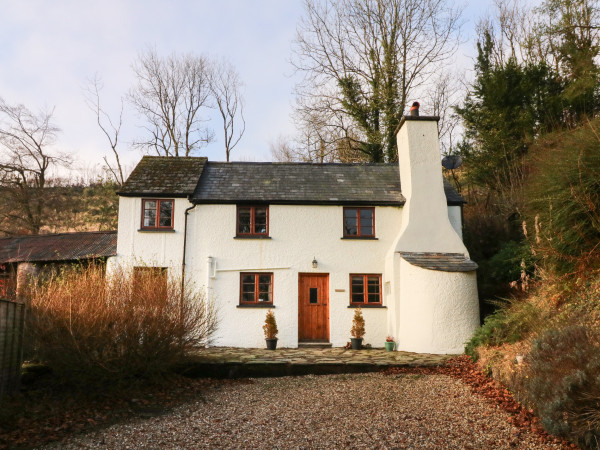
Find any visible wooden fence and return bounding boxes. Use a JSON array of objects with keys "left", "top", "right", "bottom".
[{"left": 0, "top": 298, "right": 25, "bottom": 400}]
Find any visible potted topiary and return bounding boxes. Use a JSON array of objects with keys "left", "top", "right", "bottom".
[
  {"left": 263, "top": 309, "right": 278, "bottom": 350},
  {"left": 350, "top": 307, "right": 365, "bottom": 350},
  {"left": 385, "top": 336, "right": 395, "bottom": 352}
]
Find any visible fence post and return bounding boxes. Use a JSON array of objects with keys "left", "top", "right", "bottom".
[{"left": 0, "top": 298, "right": 25, "bottom": 400}]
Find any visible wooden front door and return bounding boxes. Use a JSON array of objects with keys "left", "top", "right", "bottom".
[{"left": 298, "top": 273, "right": 329, "bottom": 342}]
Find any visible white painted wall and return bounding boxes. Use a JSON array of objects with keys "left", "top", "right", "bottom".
[
  {"left": 185, "top": 204, "right": 402, "bottom": 348},
  {"left": 111, "top": 194, "right": 465, "bottom": 349},
  {"left": 394, "top": 119, "right": 468, "bottom": 255},
  {"left": 112, "top": 197, "right": 189, "bottom": 270},
  {"left": 397, "top": 259, "right": 480, "bottom": 354},
  {"left": 389, "top": 117, "right": 479, "bottom": 355}
]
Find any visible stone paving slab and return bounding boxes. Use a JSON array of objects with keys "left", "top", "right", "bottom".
[{"left": 177, "top": 347, "right": 456, "bottom": 378}]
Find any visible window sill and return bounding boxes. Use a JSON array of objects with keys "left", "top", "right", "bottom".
[
  {"left": 234, "top": 236, "right": 272, "bottom": 239},
  {"left": 237, "top": 304, "right": 275, "bottom": 308},
  {"left": 348, "top": 304, "right": 386, "bottom": 308},
  {"left": 340, "top": 236, "right": 378, "bottom": 240},
  {"left": 138, "top": 228, "right": 176, "bottom": 233}
]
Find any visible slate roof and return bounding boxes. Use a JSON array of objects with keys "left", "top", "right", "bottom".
[
  {"left": 191, "top": 162, "right": 464, "bottom": 206},
  {"left": 0, "top": 231, "right": 117, "bottom": 264},
  {"left": 118, "top": 156, "right": 207, "bottom": 197},
  {"left": 399, "top": 252, "right": 478, "bottom": 272}
]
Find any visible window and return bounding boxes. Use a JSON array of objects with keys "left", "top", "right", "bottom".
[
  {"left": 240, "top": 272, "right": 273, "bottom": 304},
  {"left": 237, "top": 205, "right": 268, "bottom": 236},
  {"left": 350, "top": 274, "right": 382, "bottom": 305},
  {"left": 142, "top": 199, "right": 174, "bottom": 229},
  {"left": 343, "top": 207, "right": 374, "bottom": 237}
]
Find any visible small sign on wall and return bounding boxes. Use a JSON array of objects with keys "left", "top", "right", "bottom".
[{"left": 335, "top": 289, "right": 345, "bottom": 292}]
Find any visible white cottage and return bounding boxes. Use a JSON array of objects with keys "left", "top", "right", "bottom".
[{"left": 112, "top": 114, "right": 479, "bottom": 354}]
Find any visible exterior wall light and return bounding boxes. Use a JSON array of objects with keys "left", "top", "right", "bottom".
[{"left": 312, "top": 257, "right": 318, "bottom": 269}]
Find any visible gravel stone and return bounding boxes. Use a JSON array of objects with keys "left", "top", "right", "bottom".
[{"left": 41, "top": 373, "right": 563, "bottom": 449}]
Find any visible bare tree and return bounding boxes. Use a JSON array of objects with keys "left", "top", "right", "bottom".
[
  {"left": 129, "top": 49, "right": 213, "bottom": 157},
  {"left": 209, "top": 60, "right": 246, "bottom": 162},
  {"left": 0, "top": 98, "right": 71, "bottom": 235},
  {"left": 84, "top": 75, "right": 126, "bottom": 185},
  {"left": 292, "top": 0, "right": 464, "bottom": 162},
  {"left": 270, "top": 135, "right": 299, "bottom": 162}
]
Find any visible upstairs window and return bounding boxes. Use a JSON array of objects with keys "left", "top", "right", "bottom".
[
  {"left": 343, "top": 207, "right": 374, "bottom": 237},
  {"left": 142, "top": 199, "right": 174, "bottom": 229},
  {"left": 237, "top": 205, "right": 269, "bottom": 236},
  {"left": 240, "top": 272, "right": 273, "bottom": 305},
  {"left": 350, "top": 274, "right": 382, "bottom": 305}
]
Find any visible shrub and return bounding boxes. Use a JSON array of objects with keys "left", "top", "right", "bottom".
[
  {"left": 25, "top": 264, "right": 218, "bottom": 385},
  {"left": 525, "top": 325, "right": 600, "bottom": 448},
  {"left": 526, "top": 118, "right": 600, "bottom": 274},
  {"left": 262, "top": 310, "right": 278, "bottom": 339},
  {"left": 465, "top": 298, "right": 543, "bottom": 360},
  {"left": 350, "top": 308, "right": 365, "bottom": 339}
]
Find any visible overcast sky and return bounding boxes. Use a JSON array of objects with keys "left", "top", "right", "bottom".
[{"left": 0, "top": 0, "right": 501, "bottom": 178}]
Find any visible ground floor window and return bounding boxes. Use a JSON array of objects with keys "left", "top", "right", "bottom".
[
  {"left": 240, "top": 272, "right": 273, "bottom": 304},
  {"left": 350, "top": 274, "right": 382, "bottom": 305}
]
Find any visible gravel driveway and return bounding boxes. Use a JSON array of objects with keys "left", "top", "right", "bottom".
[{"left": 42, "top": 373, "right": 564, "bottom": 449}]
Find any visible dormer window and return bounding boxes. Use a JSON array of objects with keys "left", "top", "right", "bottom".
[
  {"left": 343, "top": 207, "right": 374, "bottom": 237},
  {"left": 142, "top": 199, "right": 174, "bottom": 229},
  {"left": 237, "top": 205, "right": 269, "bottom": 236}
]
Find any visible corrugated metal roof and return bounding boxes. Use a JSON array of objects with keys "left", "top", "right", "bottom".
[
  {"left": 191, "top": 162, "right": 464, "bottom": 206},
  {"left": 0, "top": 231, "right": 117, "bottom": 264},
  {"left": 399, "top": 252, "right": 478, "bottom": 272},
  {"left": 118, "top": 156, "right": 207, "bottom": 197}
]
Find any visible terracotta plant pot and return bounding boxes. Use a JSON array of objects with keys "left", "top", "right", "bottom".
[
  {"left": 265, "top": 338, "right": 278, "bottom": 350},
  {"left": 350, "top": 337, "right": 363, "bottom": 350},
  {"left": 385, "top": 341, "right": 395, "bottom": 352}
]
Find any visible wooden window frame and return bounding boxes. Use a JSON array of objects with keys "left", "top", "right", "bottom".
[
  {"left": 141, "top": 199, "right": 175, "bottom": 230},
  {"left": 349, "top": 274, "right": 382, "bottom": 306},
  {"left": 239, "top": 272, "right": 274, "bottom": 305},
  {"left": 236, "top": 205, "right": 269, "bottom": 237},
  {"left": 343, "top": 207, "right": 375, "bottom": 238}
]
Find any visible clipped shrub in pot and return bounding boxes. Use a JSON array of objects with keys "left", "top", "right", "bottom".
[
  {"left": 350, "top": 307, "right": 365, "bottom": 350},
  {"left": 263, "top": 309, "right": 278, "bottom": 350}
]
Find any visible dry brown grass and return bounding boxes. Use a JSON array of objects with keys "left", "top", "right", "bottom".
[{"left": 24, "top": 264, "right": 218, "bottom": 384}]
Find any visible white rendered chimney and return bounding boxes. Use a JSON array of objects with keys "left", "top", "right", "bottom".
[{"left": 393, "top": 114, "right": 468, "bottom": 255}]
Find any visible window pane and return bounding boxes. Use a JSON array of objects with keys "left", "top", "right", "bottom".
[
  {"left": 258, "top": 274, "right": 271, "bottom": 285},
  {"left": 242, "top": 292, "right": 255, "bottom": 302},
  {"left": 367, "top": 277, "right": 380, "bottom": 293},
  {"left": 367, "top": 276, "right": 380, "bottom": 303},
  {"left": 144, "top": 208, "right": 156, "bottom": 227},
  {"left": 238, "top": 208, "right": 251, "bottom": 234},
  {"left": 344, "top": 209, "right": 358, "bottom": 235},
  {"left": 254, "top": 207, "right": 267, "bottom": 234},
  {"left": 258, "top": 274, "right": 272, "bottom": 302},
  {"left": 309, "top": 288, "right": 318, "bottom": 304},
  {"left": 360, "top": 209, "right": 373, "bottom": 235},
  {"left": 368, "top": 293, "right": 380, "bottom": 303},
  {"left": 352, "top": 293, "right": 365, "bottom": 303},
  {"left": 159, "top": 201, "right": 173, "bottom": 227}
]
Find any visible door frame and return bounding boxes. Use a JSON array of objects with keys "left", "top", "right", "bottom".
[{"left": 298, "top": 272, "right": 330, "bottom": 342}]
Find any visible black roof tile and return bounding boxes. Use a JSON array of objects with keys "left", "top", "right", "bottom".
[
  {"left": 191, "top": 162, "right": 464, "bottom": 206},
  {"left": 399, "top": 252, "right": 478, "bottom": 272},
  {"left": 118, "top": 156, "right": 207, "bottom": 197}
]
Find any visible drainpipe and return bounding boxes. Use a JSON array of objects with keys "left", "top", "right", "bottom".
[{"left": 182, "top": 203, "right": 198, "bottom": 293}]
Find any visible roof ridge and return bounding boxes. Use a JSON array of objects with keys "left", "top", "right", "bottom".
[{"left": 205, "top": 161, "right": 395, "bottom": 166}]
